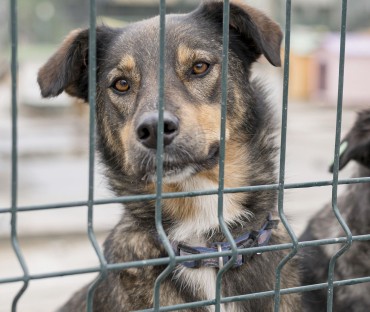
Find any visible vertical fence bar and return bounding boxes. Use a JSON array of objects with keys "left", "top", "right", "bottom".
[
  {"left": 153, "top": 0, "right": 176, "bottom": 310},
  {"left": 10, "top": 0, "right": 30, "bottom": 310},
  {"left": 273, "top": 0, "right": 298, "bottom": 311},
  {"left": 86, "top": 0, "right": 108, "bottom": 310},
  {"left": 326, "top": 0, "right": 352, "bottom": 310},
  {"left": 215, "top": 1, "right": 237, "bottom": 311}
]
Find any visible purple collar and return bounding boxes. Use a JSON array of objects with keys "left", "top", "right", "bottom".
[{"left": 172, "top": 214, "right": 279, "bottom": 269}]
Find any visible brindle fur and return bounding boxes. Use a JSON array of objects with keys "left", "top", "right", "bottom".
[
  {"left": 300, "top": 110, "right": 370, "bottom": 312},
  {"left": 38, "top": 1, "right": 300, "bottom": 311}
]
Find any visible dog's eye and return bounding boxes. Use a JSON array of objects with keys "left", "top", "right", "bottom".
[
  {"left": 191, "top": 62, "right": 210, "bottom": 76},
  {"left": 112, "top": 79, "right": 130, "bottom": 93}
]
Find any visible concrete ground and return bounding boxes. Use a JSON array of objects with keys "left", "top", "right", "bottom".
[{"left": 0, "top": 64, "right": 363, "bottom": 311}]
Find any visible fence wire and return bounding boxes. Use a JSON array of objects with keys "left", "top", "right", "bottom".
[
  {"left": 9, "top": 0, "right": 29, "bottom": 311},
  {"left": 273, "top": 0, "right": 296, "bottom": 310},
  {"left": 2, "top": 0, "right": 370, "bottom": 311}
]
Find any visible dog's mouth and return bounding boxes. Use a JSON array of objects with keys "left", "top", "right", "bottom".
[{"left": 139, "top": 143, "right": 220, "bottom": 183}]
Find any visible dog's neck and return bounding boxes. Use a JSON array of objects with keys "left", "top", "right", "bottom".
[{"left": 160, "top": 141, "right": 257, "bottom": 244}]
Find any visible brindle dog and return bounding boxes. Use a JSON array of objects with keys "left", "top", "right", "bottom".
[
  {"left": 300, "top": 110, "right": 370, "bottom": 312},
  {"left": 38, "top": 1, "right": 300, "bottom": 311}
]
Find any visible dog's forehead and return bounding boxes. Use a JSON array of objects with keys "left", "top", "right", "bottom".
[{"left": 109, "top": 13, "right": 221, "bottom": 64}]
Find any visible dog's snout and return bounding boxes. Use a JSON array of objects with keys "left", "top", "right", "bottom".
[{"left": 136, "top": 111, "right": 179, "bottom": 149}]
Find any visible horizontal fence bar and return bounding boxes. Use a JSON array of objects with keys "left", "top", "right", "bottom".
[
  {"left": 135, "top": 276, "right": 370, "bottom": 312},
  {"left": 0, "top": 176, "right": 369, "bottom": 214},
  {"left": 3, "top": 269, "right": 368, "bottom": 312},
  {"left": 2, "top": 234, "right": 370, "bottom": 285}
]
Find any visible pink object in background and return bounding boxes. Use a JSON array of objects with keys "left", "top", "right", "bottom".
[{"left": 314, "top": 33, "right": 370, "bottom": 106}]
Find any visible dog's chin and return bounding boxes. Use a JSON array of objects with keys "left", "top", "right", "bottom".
[
  {"left": 149, "top": 166, "right": 196, "bottom": 184},
  {"left": 138, "top": 144, "right": 220, "bottom": 184}
]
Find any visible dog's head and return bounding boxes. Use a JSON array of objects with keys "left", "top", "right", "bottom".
[{"left": 38, "top": 0, "right": 282, "bottom": 189}]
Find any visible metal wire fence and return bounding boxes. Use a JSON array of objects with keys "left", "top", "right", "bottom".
[{"left": 2, "top": 0, "right": 370, "bottom": 311}]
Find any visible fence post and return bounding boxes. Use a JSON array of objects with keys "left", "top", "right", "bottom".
[
  {"left": 326, "top": 0, "right": 353, "bottom": 310},
  {"left": 153, "top": 0, "right": 177, "bottom": 310},
  {"left": 10, "top": 0, "right": 30, "bottom": 310},
  {"left": 273, "top": 1, "right": 299, "bottom": 310}
]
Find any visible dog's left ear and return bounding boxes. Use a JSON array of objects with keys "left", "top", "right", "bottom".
[{"left": 196, "top": 0, "right": 283, "bottom": 67}]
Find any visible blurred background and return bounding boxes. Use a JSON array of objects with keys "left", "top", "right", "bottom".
[{"left": 1, "top": 0, "right": 369, "bottom": 311}]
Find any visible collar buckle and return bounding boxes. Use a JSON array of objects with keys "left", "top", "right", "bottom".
[{"left": 216, "top": 243, "right": 224, "bottom": 269}]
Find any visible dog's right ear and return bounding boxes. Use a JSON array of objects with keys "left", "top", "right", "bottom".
[
  {"left": 329, "top": 111, "right": 370, "bottom": 172},
  {"left": 38, "top": 29, "right": 90, "bottom": 101},
  {"left": 38, "top": 26, "right": 117, "bottom": 102}
]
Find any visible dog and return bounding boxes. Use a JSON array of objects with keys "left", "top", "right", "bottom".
[
  {"left": 38, "top": 1, "right": 301, "bottom": 311},
  {"left": 300, "top": 110, "right": 370, "bottom": 312}
]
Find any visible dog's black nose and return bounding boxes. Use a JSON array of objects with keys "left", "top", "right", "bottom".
[{"left": 136, "top": 111, "right": 179, "bottom": 149}]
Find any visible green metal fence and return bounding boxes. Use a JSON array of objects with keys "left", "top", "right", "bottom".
[{"left": 2, "top": 0, "right": 370, "bottom": 311}]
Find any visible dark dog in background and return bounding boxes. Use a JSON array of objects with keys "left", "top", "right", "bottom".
[
  {"left": 38, "top": 0, "right": 300, "bottom": 311},
  {"left": 300, "top": 110, "right": 370, "bottom": 312}
]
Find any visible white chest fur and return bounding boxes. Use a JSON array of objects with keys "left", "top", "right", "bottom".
[
  {"left": 168, "top": 176, "right": 252, "bottom": 242},
  {"left": 175, "top": 266, "right": 217, "bottom": 311},
  {"left": 174, "top": 266, "right": 243, "bottom": 312},
  {"left": 168, "top": 176, "right": 249, "bottom": 312}
]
